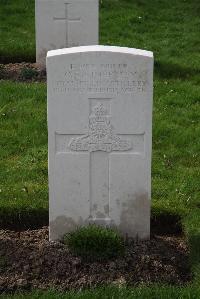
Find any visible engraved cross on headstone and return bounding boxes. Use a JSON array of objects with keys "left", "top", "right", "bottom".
[
  {"left": 56, "top": 98, "right": 144, "bottom": 225},
  {"left": 53, "top": 2, "right": 81, "bottom": 47}
]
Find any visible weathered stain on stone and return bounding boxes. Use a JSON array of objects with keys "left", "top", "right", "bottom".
[
  {"left": 95, "top": 211, "right": 106, "bottom": 218},
  {"left": 50, "top": 192, "right": 150, "bottom": 241},
  {"left": 116, "top": 199, "right": 120, "bottom": 206},
  {"left": 104, "top": 204, "right": 109, "bottom": 214},
  {"left": 49, "top": 215, "right": 84, "bottom": 241},
  {"left": 88, "top": 217, "right": 113, "bottom": 226},
  {"left": 119, "top": 191, "right": 150, "bottom": 240},
  {"left": 92, "top": 204, "right": 98, "bottom": 211}
]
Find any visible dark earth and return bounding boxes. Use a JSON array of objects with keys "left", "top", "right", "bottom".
[
  {"left": 0, "top": 227, "right": 191, "bottom": 292},
  {"left": 0, "top": 63, "right": 46, "bottom": 82}
]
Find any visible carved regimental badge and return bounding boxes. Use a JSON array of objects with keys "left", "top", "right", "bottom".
[{"left": 69, "top": 103, "right": 132, "bottom": 152}]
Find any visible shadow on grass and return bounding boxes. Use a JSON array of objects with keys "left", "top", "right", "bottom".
[
  {"left": 183, "top": 210, "right": 200, "bottom": 280},
  {"left": 0, "top": 53, "right": 36, "bottom": 64},
  {"left": 189, "top": 233, "right": 200, "bottom": 266},
  {"left": 154, "top": 60, "right": 200, "bottom": 81},
  {"left": 0, "top": 207, "right": 48, "bottom": 231},
  {"left": 0, "top": 207, "right": 183, "bottom": 236},
  {"left": 151, "top": 211, "right": 182, "bottom": 236},
  {"left": 1, "top": 205, "right": 200, "bottom": 282}
]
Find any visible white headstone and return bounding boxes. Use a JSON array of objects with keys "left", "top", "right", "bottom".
[
  {"left": 35, "top": 0, "right": 99, "bottom": 66},
  {"left": 47, "top": 45, "right": 153, "bottom": 241}
]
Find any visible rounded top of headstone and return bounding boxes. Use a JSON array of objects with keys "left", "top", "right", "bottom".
[{"left": 47, "top": 45, "right": 153, "bottom": 59}]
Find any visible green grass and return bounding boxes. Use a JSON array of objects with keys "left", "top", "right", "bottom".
[
  {"left": 0, "top": 81, "right": 48, "bottom": 228},
  {"left": 100, "top": 0, "right": 200, "bottom": 72},
  {"left": 152, "top": 79, "right": 200, "bottom": 214},
  {"left": 0, "top": 0, "right": 35, "bottom": 63},
  {"left": 63, "top": 225, "right": 125, "bottom": 260},
  {"left": 1, "top": 286, "right": 200, "bottom": 299}
]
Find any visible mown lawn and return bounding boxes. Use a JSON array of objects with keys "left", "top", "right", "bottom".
[
  {"left": 1, "top": 286, "right": 200, "bottom": 299},
  {"left": 0, "top": 0, "right": 200, "bottom": 297},
  {"left": 0, "top": 0, "right": 35, "bottom": 63},
  {"left": 0, "top": 81, "right": 48, "bottom": 228}
]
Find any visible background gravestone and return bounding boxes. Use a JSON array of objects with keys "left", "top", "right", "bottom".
[
  {"left": 47, "top": 46, "right": 153, "bottom": 241},
  {"left": 35, "top": 0, "right": 99, "bottom": 66}
]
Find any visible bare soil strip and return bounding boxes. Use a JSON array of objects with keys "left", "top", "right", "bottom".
[{"left": 0, "top": 227, "right": 191, "bottom": 292}]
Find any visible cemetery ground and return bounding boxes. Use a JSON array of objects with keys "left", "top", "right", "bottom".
[{"left": 0, "top": 0, "right": 200, "bottom": 298}]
